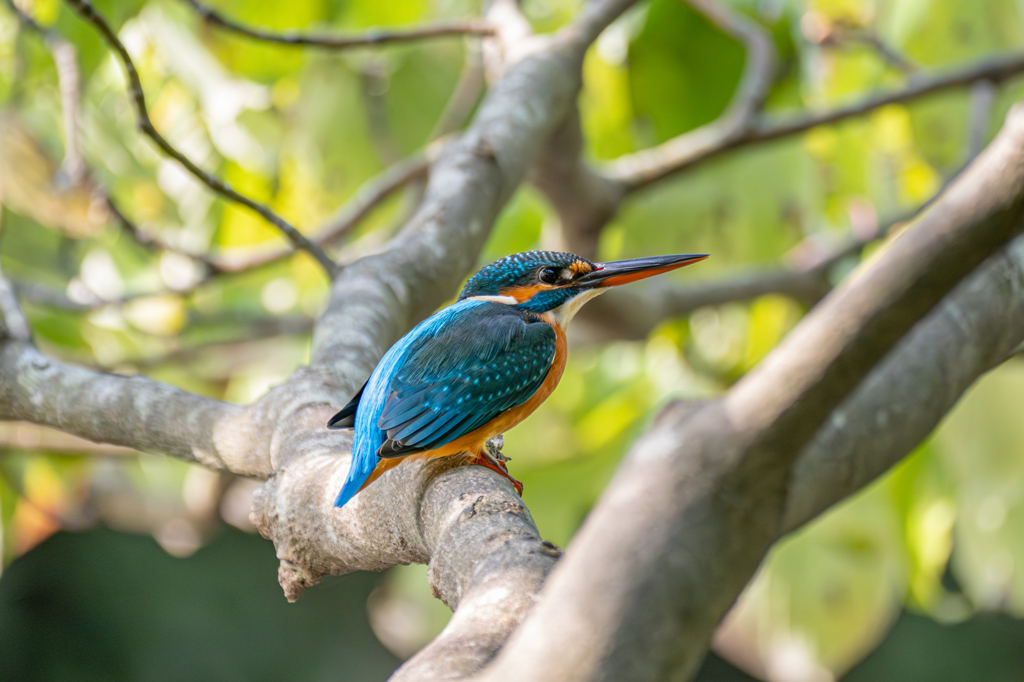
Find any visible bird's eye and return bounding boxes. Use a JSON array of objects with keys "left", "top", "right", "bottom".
[{"left": 538, "top": 267, "right": 560, "bottom": 284}]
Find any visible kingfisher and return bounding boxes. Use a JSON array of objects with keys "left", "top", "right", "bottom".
[{"left": 328, "top": 250, "right": 708, "bottom": 508}]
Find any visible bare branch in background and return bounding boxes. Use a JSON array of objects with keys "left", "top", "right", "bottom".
[
  {"left": 63, "top": 0, "right": 336, "bottom": 275},
  {"left": 533, "top": 0, "right": 777, "bottom": 258},
  {"left": 583, "top": 146, "right": 981, "bottom": 340},
  {"left": 813, "top": 22, "right": 918, "bottom": 75},
  {"left": 47, "top": 39, "right": 85, "bottom": 184},
  {"left": 181, "top": 0, "right": 494, "bottom": 50},
  {"left": 110, "top": 314, "right": 315, "bottom": 372},
  {"left": 104, "top": 195, "right": 223, "bottom": 276},
  {"left": 211, "top": 150, "right": 433, "bottom": 273},
  {"left": 685, "top": 0, "right": 777, "bottom": 115},
  {"left": 603, "top": 0, "right": 777, "bottom": 192},
  {"left": 608, "top": 50, "right": 1024, "bottom": 190}
]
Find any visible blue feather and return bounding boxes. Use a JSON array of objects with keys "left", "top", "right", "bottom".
[
  {"left": 334, "top": 299, "right": 495, "bottom": 508},
  {"left": 333, "top": 299, "right": 556, "bottom": 508}
]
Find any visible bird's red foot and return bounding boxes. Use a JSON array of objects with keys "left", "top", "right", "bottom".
[{"left": 473, "top": 453, "right": 524, "bottom": 496}]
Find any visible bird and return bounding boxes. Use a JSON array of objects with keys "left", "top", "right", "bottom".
[{"left": 328, "top": 250, "right": 708, "bottom": 508}]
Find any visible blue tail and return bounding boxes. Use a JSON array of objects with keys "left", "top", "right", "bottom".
[
  {"left": 333, "top": 458, "right": 375, "bottom": 508},
  {"left": 332, "top": 299, "right": 490, "bottom": 508}
]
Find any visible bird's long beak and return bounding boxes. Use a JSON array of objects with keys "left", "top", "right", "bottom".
[{"left": 577, "top": 253, "right": 708, "bottom": 288}]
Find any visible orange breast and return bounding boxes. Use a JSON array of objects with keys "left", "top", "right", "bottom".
[{"left": 424, "top": 315, "right": 566, "bottom": 458}]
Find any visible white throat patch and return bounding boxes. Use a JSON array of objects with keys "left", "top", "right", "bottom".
[
  {"left": 468, "top": 295, "right": 518, "bottom": 305},
  {"left": 549, "top": 288, "right": 606, "bottom": 329}
]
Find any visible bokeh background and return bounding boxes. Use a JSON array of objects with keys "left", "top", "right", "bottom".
[{"left": 2, "top": 0, "right": 1024, "bottom": 680}]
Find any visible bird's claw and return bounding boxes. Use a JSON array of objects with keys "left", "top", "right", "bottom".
[
  {"left": 476, "top": 441, "right": 522, "bottom": 496},
  {"left": 485, "top": 434, "right": 510, "bottom": 462}
]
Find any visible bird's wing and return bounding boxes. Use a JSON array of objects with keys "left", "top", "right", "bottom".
[
  {"left": 376, "top": 307, "right": 557, "bottom": 459},
  {"left": 327, "top": 383, "right": 365, "bottom": 429}
]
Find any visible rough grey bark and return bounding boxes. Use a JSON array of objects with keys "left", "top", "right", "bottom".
[
  {"left": 783, "top": 234, "right": 1024, "bottom": 531},
  {"left": 3, "top": 1, "right": 1024, "bottom": 681}
]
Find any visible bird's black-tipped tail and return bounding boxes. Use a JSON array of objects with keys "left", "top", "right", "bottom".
[{"left": 328, "top": 384, "right": 365, "bottom": 429}]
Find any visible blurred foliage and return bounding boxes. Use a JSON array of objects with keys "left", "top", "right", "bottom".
[{"left": 1, "top": 0, "right": 1024, "bottom": 680}]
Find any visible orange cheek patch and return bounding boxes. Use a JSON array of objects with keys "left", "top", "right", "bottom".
[{"left": 499, "top": 284, "right": 545, "bottom": 302}]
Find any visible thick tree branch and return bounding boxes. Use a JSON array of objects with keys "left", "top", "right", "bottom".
[
  {"left": 63, "top": 0, "right": 336, "bottom": 275},
  {"left": 0, "top": 341, "right": 243, "bottom": 471},
  {"left": 782, "top": 233, "right": 1024, "bottom": 532},
  {"left": 181, "top": 0, "right": 494, "bottom": 49},
  {"left": 479, "top": 103, "right": 1024, "bottom": 682}
]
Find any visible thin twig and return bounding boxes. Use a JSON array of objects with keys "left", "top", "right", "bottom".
[
  {"left": 48, "top": 39, "right": 85, "bottom": 184},
  {"left": 588, "top": 148, "right": 981, "bottom": 341},
  {"left": 63, "top": 0, "right": 336, "bottom": 275},
  {"left": 181, "top": 0, "right": 494, "bottom": 49},
  {"left": 10, "top": 151, "right": 430, "bottom": 312},
  {"left": 592, "top": 0, "right": 776, "bottom": 193},
  {"left": 609, "top": 50, "right": 1024, "bottom": 191},
  {"left": 105, "top": 194, "right": 222, "bottom": 275},
  {"left": 113, "top": 315, "right": 314, "bottom": 371},
  {"left": 820, "top": 28, "right": 918, "bottom": 75},
  {"left": 211, "top": 151, "right": 431, "bottom": 272}
]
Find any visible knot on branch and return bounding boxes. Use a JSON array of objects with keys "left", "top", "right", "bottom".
[{"left": 278, "top": 559, "right": 321, "bottom": 603}]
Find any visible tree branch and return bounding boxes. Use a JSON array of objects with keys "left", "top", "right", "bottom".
[
  {"left": 580, "top": 153, "right": 976, "bottom": 340},
  {"left": 181, "top": 0, "right": 494, "bottom": 49},
  {"left": 63, "top": 0, "right": 336, "bottom": 275},
  {"left": 782, "top": 233, "right": 1024, "bottom": 532},
  {"left": 815, "top": 23, "right": 918, "bottom": 75},
  {"left": 478, "top": 102, "right": 1024, "bottom": 682},
  {"left": 209, "top": 151, "right": 432, "bottom": 273},
  {"left": 7, "top": 3, "right": 1024, "bottom": 681},
  {"left": 532, "top": 0, "right": 776, "bottom": 258},
  {"left": 609, "top": 50, "right": 1024, "bottom": 191}
]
